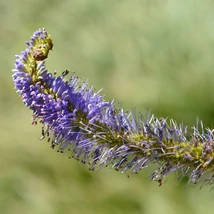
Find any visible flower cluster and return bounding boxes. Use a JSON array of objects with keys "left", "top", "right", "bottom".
[{"left": 12, "top": 29, "right": 214, "bottom": 187}]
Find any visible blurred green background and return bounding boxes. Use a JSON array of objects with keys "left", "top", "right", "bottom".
[{"left": 1, "top": 0, "right": 214, "bottom": 213}]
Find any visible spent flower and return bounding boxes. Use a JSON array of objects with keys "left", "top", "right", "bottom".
[{"left": 12, "top": 29, "right": 214, "bottom": 187}]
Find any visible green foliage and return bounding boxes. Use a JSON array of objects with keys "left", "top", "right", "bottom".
[{"left": 1, "top": 0, "right": 214, "bottom": 213}]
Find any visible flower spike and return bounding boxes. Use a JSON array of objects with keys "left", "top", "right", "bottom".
[{"left": 12, "top": 29, "right": 214, "bottom": 187}]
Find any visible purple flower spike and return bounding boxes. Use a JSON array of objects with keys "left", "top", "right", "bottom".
[{"left": 12, "top": 29, "right": 214, "bottom": 188}]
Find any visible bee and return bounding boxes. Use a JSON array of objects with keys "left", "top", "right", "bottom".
[{"left": 33, "top": 48, "right": 47, "bottom": 61}]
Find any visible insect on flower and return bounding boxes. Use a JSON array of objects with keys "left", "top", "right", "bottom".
[{"left": 33, "top": 47, "right": 47, "bottom": 61}]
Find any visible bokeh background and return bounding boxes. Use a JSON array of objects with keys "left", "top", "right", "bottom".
[{"left": 1, "top": 0, "right": 214, "bottom": 213}]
